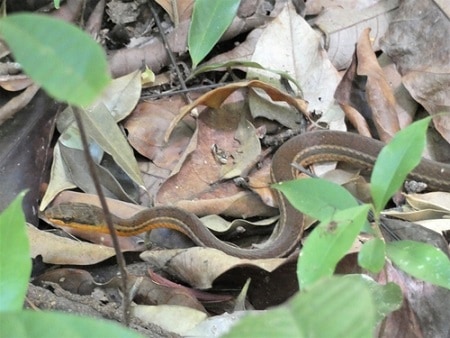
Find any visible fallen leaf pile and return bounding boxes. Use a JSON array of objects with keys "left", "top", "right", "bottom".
[{"left": 1, "top": 0, "right": 449, "bottom": 336}]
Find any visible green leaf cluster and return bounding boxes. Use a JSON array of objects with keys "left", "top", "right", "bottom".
[
  {"left": 226, "top": 118, "right": 450, "bottom": 336},
  {"left": 274, "top": 116, "right": 450, "bottom": 291}
]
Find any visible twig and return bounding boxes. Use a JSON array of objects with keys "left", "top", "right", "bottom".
[
  {"left": 72, "top": 107, "right": 131, "bottom": 325},
  {"left": 148, "top": 1, "right": 191, "bottom": 103}
]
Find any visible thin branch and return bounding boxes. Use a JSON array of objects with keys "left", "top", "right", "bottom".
[{"left": 72, "top": 106, "right": 131, "bottom": 325}]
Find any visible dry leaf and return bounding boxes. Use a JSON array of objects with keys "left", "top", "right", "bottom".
[
  {"left": 356, "top": 28, "right": 400, "bottom": 141},
  {"left": 28, "top": 225, "right": 118, "bottom": 265},
  {"left": 140, "top": 247, "right": 287, "bottom": 289},
  {"left": 164, "top": 80, "right": 308, "bottom": 142},
  {"left": 313, "top": 0, "right": 399, "bottom": 70},
  {"left": 131, "top": 304, "right": 207, "bottom": 335},
  {"left": 248, "top": 2, "right": 345, "bottom": 130},
  {"left": 380, "top": 0, "right": 450, "bottom": 143},
  {"left": 154, "top": 0, "right": 194, "bottom": 24}
]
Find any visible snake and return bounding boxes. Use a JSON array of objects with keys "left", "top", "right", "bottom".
[{"left": 44, "top": 130, "right": 450, "bottom": 259}]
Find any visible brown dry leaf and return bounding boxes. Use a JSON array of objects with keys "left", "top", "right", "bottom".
[
  {"left": 380, "top": 0, "right": 450, "bottom": 143},
  {"left": 377, "top": 260, "right": 450, "bottom": 338},
  {"left": 124, "top": 99, "right": 195, "bottom": 167},
  {"left": 383, "top": 192, "right": 450, "bottom": 235},
  {"left": 335, "top": 52, "right": 373, "bottom": 134},
  {"left": 205, "top": 28, "right": 262, "bottom": 66},
  {"left": 405, "top": 192, "right": 450, "bottom": 212},
  {"left": 383, "top": 208, "right": 449, "bottom": 223},
  {"left": 164, "top": 80, "right": 308, "bottom": 142},
  {"left": 378, "top": 54, "right": 417, "bottom": 129},
  {"left": 0, "top": 88, "right": 59, "bottom": 222},
  {"left": 131, "top": 304, "right": 207, "bottom": 336},
  {"left": 28, "top": 225, "right": 118, "bottom": 265},
  {"left": 185, "top": 311, "right": 248, "bottom": 337},
  {"left": 41, "top": 71, "right": 142, "bottom": 210},
  {"left": 321, "top": 168, "right": 372, "bottom": 203},
  {"left": 335, "top": 28, "right": 401, "bottom": 141},
  {"left": 157, "top": 104, "right": 272, "bottom": 218},
  {"left": 385, "top": 191, "right": 450, "bottom": 227},
  {"left": 305, "top": 0, "right": 381, "bottom": 15},
  {"left": 200, "top": 214, "right": 278, "bottom": 235},
  {"left": 172, "top": 191, "right": 275, "bottom": 219},
  {"left": 414, "top": 219, "right": 450, "bottom": 237},
  {"left": 140, "top": 247, "right": 287, "bottom": 289},
  {"left": 148, "top": 270, "right": 233, "bottom": 303},
  {"left": 124, "top": 97, "right": 199, "bottom": 204},
  {"left": 33, "top": 268, "right": 96, "bottom": 295},
  {"left": 127, "top": 275, "right": 206, "bottom": 312},
  {"left": 247, "top": 2, "right": 345, "bottom": 130},
  {"left": 0, "top": 74, "right": 33, "bottom": 91},
  {"left": 356, "top": 28, "right": 400, "bottom": 142},
  {"left": 313, "top": 0, "right": 399, "bottom": 70},
  {"left": 155, "top": 0, "right": 194, "bottom": 24}
]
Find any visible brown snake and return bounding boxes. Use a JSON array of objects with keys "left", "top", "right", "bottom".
[{"left": 45, "top": 130, "right": 450, "bottom": 259}]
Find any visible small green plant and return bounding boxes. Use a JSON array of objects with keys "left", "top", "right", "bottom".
[{"left": 224, "top": 117, "right": 450, "bottom": 337}]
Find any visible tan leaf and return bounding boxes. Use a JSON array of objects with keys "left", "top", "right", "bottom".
[
  {"left": 247, "top": 2, "right": 345, "bottom": 130},
  {"left": 140, "top": 247, "right": 287, "bottom": 289}
]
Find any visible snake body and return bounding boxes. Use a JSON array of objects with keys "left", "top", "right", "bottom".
[{"left": 45, "top": 131, "right": 450, "bottom": 259}]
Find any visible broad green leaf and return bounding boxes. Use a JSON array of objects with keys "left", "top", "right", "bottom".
[
  {"left": 224, "top": 276, "right": 375, "bottom": 338},
  {"left": 343, "top": 275, "right": 402, "bottom": 324},
  {"left": 188, "top": 0, "right": 240, "bottom": 67},
  {"left": 386, "top": 240, "right": 450, "bottom": 289},
  {"left": 0, "top": 191, "right": 31, "bottom": 311},
  {"left": 297, "top": 204, "right": 370, "bottom": 289},
  {"left": 371, "top": 117, "right": 431, "bottom": 213},
  {"left": 0, "top": 311, "right": 143, "bottom": 338},
  {"left": 358, "top": 238, "right": 386, "bottom": 273},
  {"left": 0, "top": 14, "right": 110, "bottom": 106},
  {"left": 273, "top": 178, "right": 359, "bottom": 221},
  {"left": 224, "top": 303, "right": 302, "bottom": 338}
]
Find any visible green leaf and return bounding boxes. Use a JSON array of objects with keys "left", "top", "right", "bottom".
[
  {"left": 0, "top": 14, "right": 110, "bottom": 106},
  {"left": 224, "top": 276, "right": 375, "bottom": 338},
  {"left": 188, "top": 0, "right": 240, "bottom": 67},
  {"left": 223, "top": 305, "right": 302, "bottom": 337},
  {"left": 386, "top": 240, "right": 450, "bottom": 289},
  {"left": 0, "top": 191, "right": 31, "bottom": 312},
  {"left": 273, "top": 178, "right": 359, "bottom": 221},
  {"left": 297, "top": 204, "right": 370, "bottom": 289},
  {"left": 0, "top": 311, "right": 143, "bottom": 338},
  {"left": 343, "top": 275, "right": 402, "bottom": 324},
  {"left": 358, "top": 238, "right": 386, "bottom": 273},
  {"left": 371, "top": 117, "right": 431, "bottom": 213}
]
